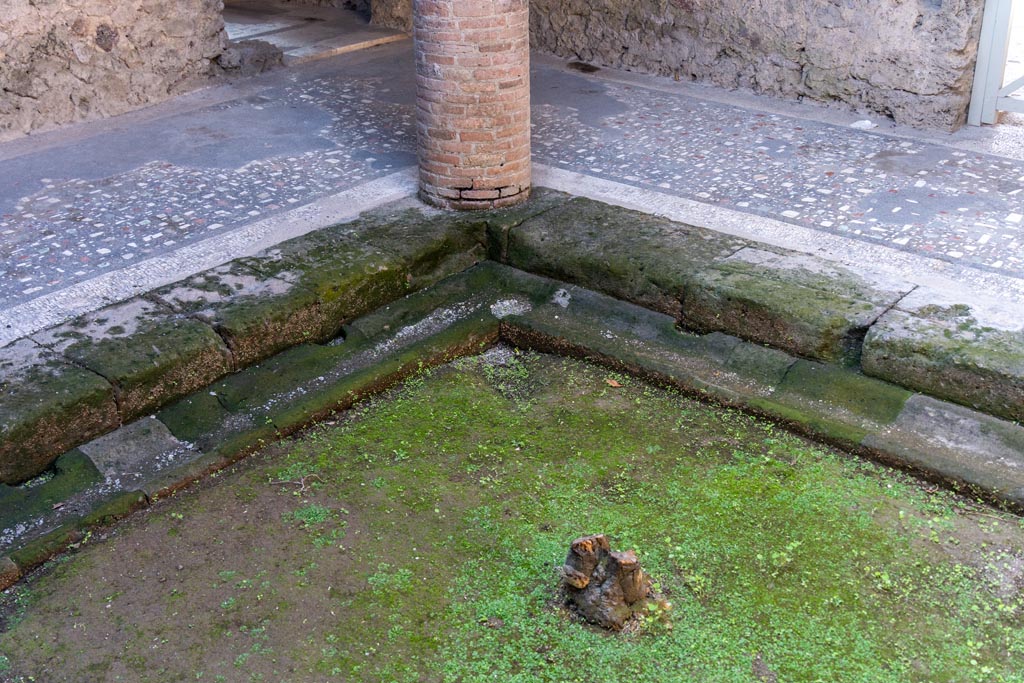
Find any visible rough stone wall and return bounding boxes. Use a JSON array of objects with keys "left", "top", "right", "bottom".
[
  {"left": 530, "top": 0, "right": 985, "bottom": 130},
  {"left": 0, "top": 0, "right": 226, "bottom": 141},
  {"left": 369, "top": 0, "right": 412, "bottom": 32}
]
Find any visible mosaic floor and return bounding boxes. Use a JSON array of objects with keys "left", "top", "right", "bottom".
[{"left": 1, "top": 40, "right": 1022, "bottom": 310}]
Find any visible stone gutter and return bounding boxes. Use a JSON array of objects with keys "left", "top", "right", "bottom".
[{"left": 1, "top": 188, "right": 1022, "bottom": 589}]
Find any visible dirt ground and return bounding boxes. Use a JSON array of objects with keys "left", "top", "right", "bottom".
[{"left": 3, "top": 349, "right": 1024, "bottom": 683}]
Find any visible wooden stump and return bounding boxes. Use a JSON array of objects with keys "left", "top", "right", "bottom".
[{"left": 560, "top": 534, "right": 652, "bottom": 630}]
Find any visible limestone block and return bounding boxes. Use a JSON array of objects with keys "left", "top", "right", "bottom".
[
  {"left": 862, "top": 290, "right": 1024, "bottom": 423},
  {"left": 32, "top": 297, "right": 232, "bottom": 422},
  {"left": 237, "top": 229, "right": 412, "bottom": 342},
  {"left": 78, "top": 417, "right": 201, "bottom": 494},
  {"left": 863, "top": 395, "right": 1024, "bottom": 506},
  {"left": 682, "top": 247, "right": 914, "bottom": 365},
  {"left": 506, "top": 197, "right": 745, "bottom": 318},
  {"left": 238, "top": 201, "right": 487, "bottom": 340},
  {"left": 765, "top": 360, "right": 912, "bottom": 441},
  {"left": 0, "top": 339, "right": 118, "bottom": 484},
  {"left": 152, "top": 261, "right": 325, "bottom": 368}
]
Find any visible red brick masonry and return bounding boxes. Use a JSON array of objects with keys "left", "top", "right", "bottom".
[{"left": 413, "top": 0, "right": 531, "bottom": 209}]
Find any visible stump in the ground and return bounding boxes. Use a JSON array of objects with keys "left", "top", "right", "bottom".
[{"left": 560, "top": 533, "right": 652, "bottom": 630}]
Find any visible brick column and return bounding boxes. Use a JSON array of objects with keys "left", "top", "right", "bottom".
[{"left": 413, "top": 0, "right": 531, "bottom": 210}]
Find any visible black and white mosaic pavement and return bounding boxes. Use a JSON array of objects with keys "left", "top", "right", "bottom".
[{"left": 1, "top": 42, "right": 1022, "bottom": 310}]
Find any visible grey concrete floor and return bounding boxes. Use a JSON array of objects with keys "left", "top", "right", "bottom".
[{"left": 2, "top": 31, "right": 1024, "bottom": 344}]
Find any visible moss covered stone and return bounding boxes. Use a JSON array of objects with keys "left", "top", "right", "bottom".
[
  {"left": 155, "top": 264, "right": 543, "bottom": 470},
  {"left": 346, "top": 262, "right": 558, "bottom": 343},
  {"left": 152, "top": 260, "right": 324, "bottom": 368},
  {"left": 682, "top": 247, "right": 913, "bottom": 365},
  {"left": 0, "top": 339, "right": 118, "bottom": 484},
  {"left": 723, "top": 340, "right": 796, "bottom": 388},
  {"left": 238, "top": 200, "right": 489, "bottom": 344},
  {"left": 357, "top": 201, "right": 488, "bottom": 290},
  {"left": 863, "top": 395, "right": 1024, "bottom": 506},
  {"left": 506, "top": 196, "right": 745, "bottom": 317},
  {"left": 235, "top": 237, "right": 405, "bottom": 344},
  {"left": 863, "top": 306, "right": 1024, "bottom": 424},
  {"left": 78, "top": 490, "right": 149, "bottom": 527},
  {"left": 272, "top": 317, "right": 500, "bottom": 431},
  {"left": 0, "top": 450, "right": 102, "bottom": 546},
  {"left": 482, "top": 187, "right": 573, "bottom": 262},
  {"left": 502, "top": 283, "right": 790, "bottom": 405},
  {"left": 156, "top": 389, "right": 276, "bottom": 460},
  {"left": 8, "top": 524, "right": 84, "bottom": 574},
  {"left": 743, "top": 396, "right": 871, "bottom": 446},
  {"left": 773, "top": 360, "right": 912, "bottom": 430},
  {"left": 205, "top": 268, "right": 512, "bottom": 432},
  {"left": 31, "top": 297, "right": 232, "bottom": 422}
]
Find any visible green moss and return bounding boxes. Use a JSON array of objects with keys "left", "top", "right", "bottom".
[
  {"left": 862, "top": 310, "right": 1024, "bottom": 423},
  {"left": 79, "top": 491, "right": 148, "bottom": 527},
  {"left": 0, "top": 450, "right": 102, "bottom": 533},
  {"left": 8, "top": 356, "right": 1024, "bottom": 679},
  {"left": 36, "top": 298, "right": 233, "bottom": 421},
  {"left": 5, "top": 353, "right": 1024, "bottom": 683},
  {"left": 0, "top": 341, "right": 118, "bottom": 484},
  {"left": 8, "top": 525, "right": 83, "bottom": 572},
  {"left": 152, "top": 260, "right": 325, "bottom": 368},
  {"left": 295, "top": 354, "right": 1024, "bottom": 682},
  {"left": 775, "top": 360, "right": 912, "bottom": 428},
  {"left": 507, "top": 197, "right": 743, "bottom": 317},
  {"left": 684, "top": 261, "right": 885, "bottom": 365},
  {"left": 746, "top": 396, "right": 870, "bottom": 446}
]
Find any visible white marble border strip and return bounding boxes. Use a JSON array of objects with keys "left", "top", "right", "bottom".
[
  {"left": 534, "top": 163, "right": 1024, "bottom": 308},
  {"left": 0, "top": 168, "right": 419, "bottom": 346}
]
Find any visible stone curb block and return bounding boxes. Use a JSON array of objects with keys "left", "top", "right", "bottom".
[
  {"left": 502, "top": 193, "right": 1021, "bottom": 425},
  {"left": 150, "top": 260, "right": 326, "bottom": 370},
  {"left": 0, "top": 263, "right": 548, "bottom": 566},
  {"left": 6, "top": 190, "right": 1021, "bottom": 492},
  {"left": 0, "top": 199, "right": 499, "bottom": 486},
  {"left": 505, "top": 196, "right": 742, "bottom": 318},
  {"left": 682, "top": 248, "right": 912, "bottom": 366},
  {"left": 31, "top": 296, "right": 233, "bottom": 424},
  {"left": 863, "top": 306, "right": 1024, "bottom": 424},
  {"left": 0, "top": 339, "right": 119, "bottom": 485},
  {"left": 2, "top": 192, "right": 1024, "bottom": 581},
  {"left": 863, "top": 395, "right": 1024, "bottom": 508},
  {"left": 502, "top": 196, "right": 917, "bottom": 367}
]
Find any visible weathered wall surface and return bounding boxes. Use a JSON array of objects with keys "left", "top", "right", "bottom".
[
  {"left": 530, "top": 0, "right": 985, "bottom": 130},
  {"left": 369, "top": 0, "right": 412, "bottom": 32},
  {"left": 0, "top": 0, "right": 226, "bottom": 141}
]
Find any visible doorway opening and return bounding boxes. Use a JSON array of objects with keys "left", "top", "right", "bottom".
[
  {"left": 969, "top": 0, "right": 1024, "bottom": 125},
  {"left": 222, "top": 0, "right": 404, "bottom": 65}
]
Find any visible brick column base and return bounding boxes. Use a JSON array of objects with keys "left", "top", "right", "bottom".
[{"left": 413, "top": 0, "right": 531, "bottom": 210}]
